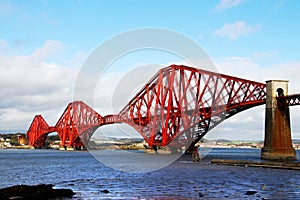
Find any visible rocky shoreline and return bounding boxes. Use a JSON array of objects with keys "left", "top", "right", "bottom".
[{"left": 0, "top": 184, "right": 75, "bottom": 200}]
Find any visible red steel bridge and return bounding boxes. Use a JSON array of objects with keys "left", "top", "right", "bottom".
[{"left": 27, "top": 65, "right": 300, "bottom": 155}]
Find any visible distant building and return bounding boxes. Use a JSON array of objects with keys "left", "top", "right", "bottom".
[{"left": 3, "top": 142, "right": 12, "bottom": 148}]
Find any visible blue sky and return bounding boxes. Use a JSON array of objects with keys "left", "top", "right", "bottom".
[
  {"left": 1, "top": 0, "right": 300, "bottom": 140},
  {"left": 1, "top": 0, "right": 299, "bottom": 64}
]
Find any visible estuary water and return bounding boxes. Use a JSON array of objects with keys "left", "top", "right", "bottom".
[{"left": 0, "top": 148, "right": 299, "bottom": 199}]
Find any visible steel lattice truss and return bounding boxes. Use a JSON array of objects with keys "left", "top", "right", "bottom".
[
  {"left": 277, "top": 94, "right": 300, "bottom": 107},
  {"left": 55, "top": 101, "right": 103, "bottom": 147},
  {"left": 27, "top": 65, "right": 267, "bottom": 148},
  {"left": 27, "top": 115, "right": 55, "bottom": 147},
  {"left": 27, "top": 102, "right": 103, "bottom": 147},
  {"left": 118, "top": 65, "right": 266, "bottom": 147}
]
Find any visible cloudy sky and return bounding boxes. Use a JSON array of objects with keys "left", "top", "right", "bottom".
[{"left": 1, "top": 0, "right": 300, "bottom": 141}]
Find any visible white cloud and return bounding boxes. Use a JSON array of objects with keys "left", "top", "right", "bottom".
[
  {"left": 253, "top": 50, "right": 279, "bottom": 62},
  {"left": 94, "top": 63, "right": 163, "bottom": 114},
  {"left": 32, "top": 40, "right": 64, "bottom": 60},
  {"left": 216, "top": 57, "right": 300, "bottom": 92},
  {"left": 0, "top": 40, "right": 80, "bottom": 132},
  {"left": 214, "top": 21, "right": 261, "bottom": 40},
  {"left": 214, "top": 0, "right": 245, "bottom": 11},
  {"left": 0, "top": 40, "right": 8, "bottom": 52}
]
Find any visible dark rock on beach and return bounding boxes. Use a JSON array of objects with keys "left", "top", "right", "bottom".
[
  {"left": 0, "top": 184, "right": 75, "bottom": 200},
  {"left": 245, "top": 190, "right": 257, "bottom": 195},
  {"left": 198, "top": 192, "right": 205, "bottom": 197},
  {"left": 100, "top": 189, "right": 110, "bottom": 194}
]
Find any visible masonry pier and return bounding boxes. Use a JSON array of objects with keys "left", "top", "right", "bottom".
[{"left": 261, "top": 80, "right": 296, "bottom": 160}]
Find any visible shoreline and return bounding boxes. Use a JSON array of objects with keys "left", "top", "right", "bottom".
[{"left": 211, "top": 159, "right": 300, "bottom": 170}]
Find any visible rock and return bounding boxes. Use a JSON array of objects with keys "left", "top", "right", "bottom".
[
  {"left": 245, "top": 190, "right": 257, "bottom": 195},
  {"left": 0, "top": 184, "right": 75, "bottom": 200},
  {"left": 100, "top": 189, "right": 110, "bottom": 194},
  {"left": 198, "top": 192, "right": 205, "bottom": 197}
]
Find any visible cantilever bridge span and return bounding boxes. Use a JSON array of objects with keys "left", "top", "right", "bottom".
[
  {"left": 27, "top": 65, "right": 267, "bottom": 148},
  {"left": 27, "top": 65, "right": 300, "bottom": 159}
]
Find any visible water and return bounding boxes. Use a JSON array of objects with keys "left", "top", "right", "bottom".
[{"left": 0, "top": 148, "right": 300, "bottom": 199}]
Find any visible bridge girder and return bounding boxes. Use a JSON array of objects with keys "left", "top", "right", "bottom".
[
  {"left": 277, "top": 94, "right": 300, "bottom": 107},
  {"left": 27, "top": 115, "right": 54, "bottom": 147},
  {"left": 27, "top": 65, "right": 267, "bottom": 148},
  {"left": 55, "top": 101, "right": 103, "bottom": 147},
  {"left": 118, "top": 65, "right": 266, "bottom": 147}
]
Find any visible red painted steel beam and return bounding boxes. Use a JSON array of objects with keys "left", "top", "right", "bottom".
[
  {"left": 55, "top": 101, "right": 103, "bottom": 147},
  {"left": 27, "top": 115, "right": 52, "bottom": 147},
  {"left": 118, "top": 64, "right": 266, "bottom": 147},
  {"left": 277, "top": 93, "right": 300, "bottom": 107},
  {"left": 27, "top": 64, "right": 268, "bottom": 149}
]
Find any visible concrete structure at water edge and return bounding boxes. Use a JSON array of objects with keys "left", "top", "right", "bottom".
[{"left": 261, "top": 80, "right": 296, "bottom": 161}]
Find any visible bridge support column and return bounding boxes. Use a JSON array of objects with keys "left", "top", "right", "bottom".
[{"left": 261, "top": 80, "right": 296, "bottom": 161}]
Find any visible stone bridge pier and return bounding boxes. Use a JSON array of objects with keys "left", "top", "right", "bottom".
[{"left": 261, "top": 80, "right": 296, "bottom": 160}]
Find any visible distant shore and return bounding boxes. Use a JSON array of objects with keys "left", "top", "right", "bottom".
[
  {"left": 1, "top": 136, "right": 300, "bottom": 150},
  {"left": 1, "top": 142, "right": 300, "bottom": 150}
]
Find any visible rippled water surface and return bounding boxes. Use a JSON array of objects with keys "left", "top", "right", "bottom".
[{"left": 0, "top": 148, "right": 299, "bottom": 199}]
